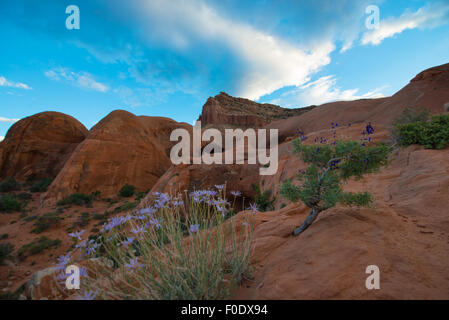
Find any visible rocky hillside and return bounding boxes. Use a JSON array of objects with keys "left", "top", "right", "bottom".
[{"left": 198, "top": 91, "right": 316, "bottom": 128}]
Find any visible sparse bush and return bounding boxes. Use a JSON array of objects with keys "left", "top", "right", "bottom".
[
  {"left": 280, "top": 128, "right": 391, "bottom": 235},
  {"left": 18, "top": 237, "right": 61, "bottom": 260},
  {"left": 394, "top": 113, "right": 449, "bottom": 149},
  {"left": 56, "top": 190, "right": 253, "bottom": 300},
  {"left": 0, "top": 233, "right": 8, "bottom": 240},
  {"left": 0, "top": 195, "right": 23, "bottom": 213},
  {"left": 31, "top": 212, "right": 62, "bottom": 234},
  {"left": 29, "top": 178, "right": 53, "bottom": 193},
  {"left": 57, "top": 193, "right": 96, "bottom": 207},
  {"left": 72, "top": 212, "right": 90, "bottom": 228},
  {"left": 0, "top": 178, "right": 20, "bottom": 193},
  {"left": 119, "top": 184, "right": 136, "bottom": 198},
  {"left": 113, "top": 201, "right": 137, "bottom": 213},
  {"left": 0, "top": 242, "right": 14, "bottom": 264},
  {"left": 251, "top": 184, "right": 274, "bottom": 212}
]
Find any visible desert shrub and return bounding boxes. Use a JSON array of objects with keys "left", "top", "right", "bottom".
[
  {"left": 0, "top": 233, "right": 8, "bottom": 240},
  {"left": 57, "top": 193, "right": 96, "bottom": 207},
  {"left": 31, "top": 212, "right": 62, "bottom": 234},
  {"left": 16, "top": 192, "right": 32, "bottom": 201},
  {"left": 394, "top": 113, "right": 449, "bottom": 149},
  {"left": 72, "top": 212, "right": 90, "bottom": 228},
  {"left": 280, "top": 128, "right": 391, "bottom": 235},
  {"left": 29, "top": 178, "right": 53, "bottom": 193},
  {"left": 135, "top": 191, "right": 147, "bottom": 202},
  {"left": 18, "top": 237, "right": 61, "bottom": 260},
  {"left": 0, "top": 178, "right": 20, "bottom": 193},
  {"left": 113, "top": 201, "right": 137, "bottom": 213},
  {"left": 0, "top": 242, "right": 14, "bottom": 264},
  {"left": 251, "top": 184, "right": 274, "bottom": 212},
  {"left": 0, "top": 195, "right": 23, "bottom": 213},
  {"left": 119, "top": 184, "right": 136, "bottom": 198},
  {"left": 55, "top": 189, "right": 254, "bottom": 300}
]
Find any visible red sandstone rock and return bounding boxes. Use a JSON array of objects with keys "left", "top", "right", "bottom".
[{"left": 0, "top": 112, "right": 88, "bottom": 181}]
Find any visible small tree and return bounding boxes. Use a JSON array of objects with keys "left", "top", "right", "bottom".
[{"left": 280, "top": 137, "right": 391, "bottom": 236}]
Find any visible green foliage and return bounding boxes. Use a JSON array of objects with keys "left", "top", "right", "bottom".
[
  {"left": 62, "top": 191, "right": 253, "bottom": 300},
  {"left": 281, "top": 139, "right": 391, "bottom": 211},
  {"left": 118, "top": 184, "right": 136, "bottom": 198},
  {"left": 72, "top": 212, "right": 90, "bottom": 228},
  {"left": 113, "top": 201, "right": 137, "bottom": 213},
  {"left": 0, "top": 233, "right": 8, "bottom": 240},
  {"left": 57, "top": 193, "right": 96, "bottom": 207},
  {"left": 29, "top": 178, "right": 53, "bottom": 193},
  {"left": 339, "top": 192, "right": 373, "bottom": 207},
  {"left": 394, "top": 107, "right": 430, "bottom": 126},
  {"left": 18, "top": 237, "right": 61, "bottom": 260},
  {"left": 0, "top": 242, "right": 14, "bottom": 265},
  {"left": 251, "top": 184, "right": 274, "bottom": 212},
  {"left": 0, "top": 178, "right": 20, "bottom": 193},
  {"left": 0, "top": 195, "right": 23, "bottom": 213},
  {"left": 16, "top": 192, "right": 31, "bottom": 201},
  {"left": 394, "top": 113, "right": 449, "bottom": 149},
  {"left": 31, "top": 212, "right": 62, "bottom": 234}
]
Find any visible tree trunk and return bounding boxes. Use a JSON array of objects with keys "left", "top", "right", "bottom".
[{"left": 292, "top": 208, "right": 321, "bottom": 236}]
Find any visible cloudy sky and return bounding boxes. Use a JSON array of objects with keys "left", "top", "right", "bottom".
[{"left": 1, "top": 0, "right": 449, "bottom": 139}]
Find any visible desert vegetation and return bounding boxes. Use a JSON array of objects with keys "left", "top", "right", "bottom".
[
  {"left": 281, "top": 123, "right": 392, "bottom": 235},
  {"left": 393, "top": 108, "right": 449, "bottom": 149},
  {"left": 54, "top": 187, "right": 254, "bottom": 300}
]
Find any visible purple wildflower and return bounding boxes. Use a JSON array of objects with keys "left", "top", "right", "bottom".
[
  {"left": 121, "top": 236, "right": 135, "bottom": 249},
  {"left": 125, "top": 258, "right": 144, "bottom": 273},
  {"left": 189, "top": 224, "right": 200, "bottom": 233},
  {"left": 247, "top": 203, "right": 259, "bottom": 213},
  {"left": 231, "top": 191, "right": 241, "bottom": 197},
  {"left": 68, "top": 230, "right": 84, "bottom": 241},
  {"left": 77, "top": 290, "right": 98, "bottom": 300}
]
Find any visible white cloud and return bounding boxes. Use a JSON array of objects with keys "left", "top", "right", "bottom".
[
  {"left": 0, "top": 136, "right": 4, "bottom": 141},
  {"left": 45, "top": 67, "right": 109, "bottom": 92},
  {"left": 131, "top": 0, "right": 335, "bottom": 100},
  {"left": 361, "top": 3, "right": 449, "bottom": 46},
  {"left": 0, "top": 76, "right": 32, "bottom": 90},
  {"left": 0, "top": 116, "right": 20, "bottom": 123},
  {"left": 271, "top": 75, "right": 385, "bottom": 107}
]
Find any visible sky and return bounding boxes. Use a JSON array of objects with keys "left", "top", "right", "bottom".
[{"left": 1, "top": 0, "right": 449, "bottom": 140}]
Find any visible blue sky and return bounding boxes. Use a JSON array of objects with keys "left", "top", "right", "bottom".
[{"left": 1, "top": 0, "right": 449, "bottom": 139}]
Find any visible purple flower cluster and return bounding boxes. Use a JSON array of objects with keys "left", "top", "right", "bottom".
[{"left": 125, "top": 258, "right": 144, "bottom": 273}]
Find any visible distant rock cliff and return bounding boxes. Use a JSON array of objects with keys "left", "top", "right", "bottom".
[{"left": 198, "top": 92, "right": 315, "bottom": 128}]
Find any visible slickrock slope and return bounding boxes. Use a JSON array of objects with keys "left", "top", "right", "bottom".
[
  {"left": 198, "top": 92, "right": 315, "bottom": 128},
  {"left": 265, "top": 63, "right": 449, "bottom": 142},
  {"left": 0, "top": 112, "right": 88, "bottom": 181},
  {"left": 43, "top": 110, "right": 191, "bottom": 205},
  {"left": 235, "top": 144, "right": 449, "bottom": 299}
]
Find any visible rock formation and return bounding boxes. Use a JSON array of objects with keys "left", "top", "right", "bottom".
[
  {"left": 42, "top": 110, "right": 191, "bottom": 204},
  {"left": 0, "top": 112, "right": 88, "bottom": 181}
]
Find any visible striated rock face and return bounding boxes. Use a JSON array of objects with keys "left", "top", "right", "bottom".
[
  {"left": 198, "top": 92, "right": 315, "bottom": 128},
  {"left": 43, "top": 110, "right": 191, "bottom": 205},
  {"left": 0, "top": 112, "right": 88, "bottom": 181}
]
